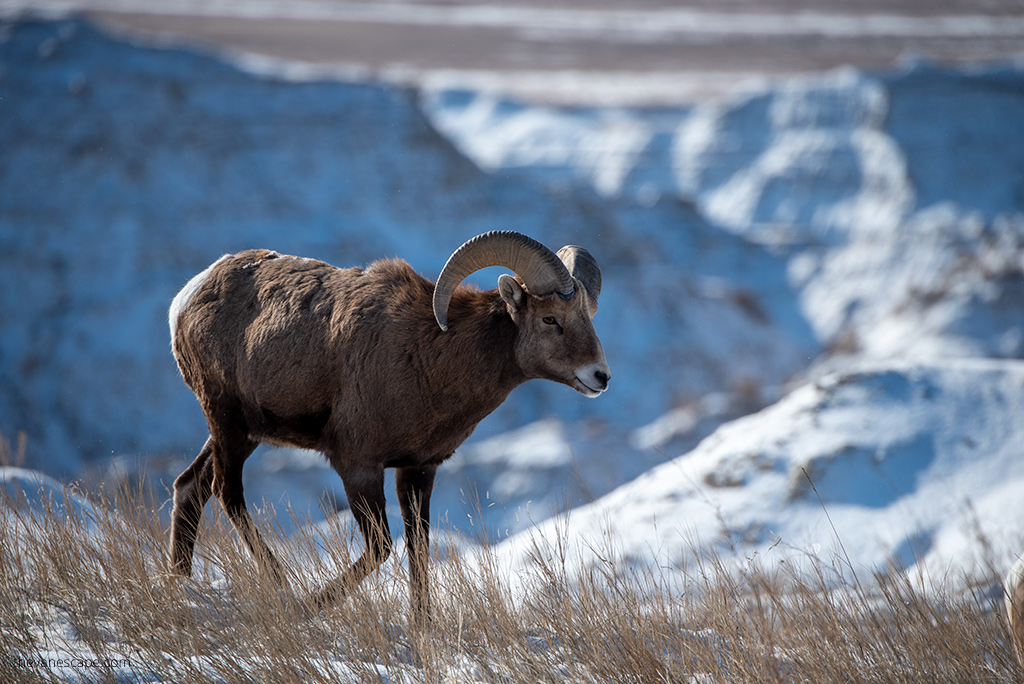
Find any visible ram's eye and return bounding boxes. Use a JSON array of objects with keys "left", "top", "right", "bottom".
[{"left": 542, "top": 316, "right": 558, "bottom": 325}]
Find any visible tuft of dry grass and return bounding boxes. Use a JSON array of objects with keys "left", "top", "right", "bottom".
[{"left": 0, "top": 475, "right": 1021, "bottom": 683}]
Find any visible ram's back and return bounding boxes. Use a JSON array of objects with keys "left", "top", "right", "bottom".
[{"left": 170, "top": 250, "right": 436, "bottom": 450}]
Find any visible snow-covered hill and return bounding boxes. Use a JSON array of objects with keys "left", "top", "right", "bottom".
[{"left": 495, "top": 360, "right": 1024, "bottom": 585}]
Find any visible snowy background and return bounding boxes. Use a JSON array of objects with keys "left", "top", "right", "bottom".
[{"left": 1, "top": 9, "right": 1024, "bottom": 589}]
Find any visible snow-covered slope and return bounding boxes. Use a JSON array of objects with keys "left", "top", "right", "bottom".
[
  {"left": 421, "top": 68, "right": 911, "bottom": 240},
  {"left": 496, "top": 360, "right": 1024, "bottom": 584},
  {"left": 0, "top": 466, "right": 100, "bottom": 528},
  {"left": 424, "top": 64, "right": 1024, "bottom": 237}
]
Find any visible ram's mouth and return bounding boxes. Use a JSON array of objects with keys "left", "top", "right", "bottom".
[{"left": 573, "top": 376, "right": 604, "bottom": 398}]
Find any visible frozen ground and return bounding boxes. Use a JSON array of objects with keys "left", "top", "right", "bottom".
[{"left": 1, "top": 17, "right": 1024, "bottom": 677}]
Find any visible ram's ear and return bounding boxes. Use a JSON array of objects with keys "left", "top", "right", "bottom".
[{"left": 498, "top": 273, "right": 527, "bottom": 314}]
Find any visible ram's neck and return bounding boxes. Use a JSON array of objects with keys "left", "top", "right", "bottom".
[{"left": 422, "top": 289, "right": 526, "bottom": 438}]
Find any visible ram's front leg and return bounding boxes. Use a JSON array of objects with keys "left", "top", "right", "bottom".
[
  {"left": 397, "top": 464, "right": 437, "bottom": 626},
  {"left": 314, "top": 465, "right": 392, "bottom": 609}
]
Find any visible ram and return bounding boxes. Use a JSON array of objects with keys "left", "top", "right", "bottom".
[{"left": 166, "top": 230, "right": 610, "bottom": 619}]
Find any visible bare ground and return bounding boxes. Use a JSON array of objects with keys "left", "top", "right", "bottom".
[{"left": 11, "top": 0, "right": 1024, "bottom": 103}]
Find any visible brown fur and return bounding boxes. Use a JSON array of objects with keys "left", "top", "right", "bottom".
[{"left": 167, "top": 247, "right": 608, "bottom": 621}]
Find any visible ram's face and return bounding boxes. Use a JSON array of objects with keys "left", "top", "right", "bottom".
[{"left": 499, "top": 275, "right": 610, "bottom": 397}]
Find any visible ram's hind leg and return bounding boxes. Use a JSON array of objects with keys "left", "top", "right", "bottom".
[
  {"left": 168, "top": 438, "right": 215, "bottom": 576},
  {"left": 194, "top": 403, "right": 283, "bottom": 587},
  {"left": 211, "top": 432, "right": 286, "bottom": 587}
]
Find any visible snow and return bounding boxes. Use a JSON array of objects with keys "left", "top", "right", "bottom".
[
  {"left": 1, "top": 14, "right": 1024, "bottom": 678},
  {"left": 0, "top": 466, "right": 100, "bottom": 529},
  {"left": 495, "top": 360, "right": 1024, "bottom": 586}
]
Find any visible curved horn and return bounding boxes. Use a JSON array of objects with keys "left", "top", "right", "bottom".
[
  {"left": 557, "top": 245, "right": 601, "bottom": 303},
  {"left": 433, "top": 231, "right": 575, "bottom": 331}
]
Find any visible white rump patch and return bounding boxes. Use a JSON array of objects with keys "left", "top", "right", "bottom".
[{"left": 169, "top": 255, "right": 229, "bottom": 341}]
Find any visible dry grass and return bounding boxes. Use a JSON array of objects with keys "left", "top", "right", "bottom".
[{"left": 0, "top": 476, "right": 1020, "bottom": 683}]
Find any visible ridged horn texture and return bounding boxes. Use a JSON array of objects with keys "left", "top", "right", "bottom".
[
  {"left": 433, "top": 230, "right": 575, "bottom": 331},
  {"left": 557, "top": 245, "right": 601, "bottom": 303}
]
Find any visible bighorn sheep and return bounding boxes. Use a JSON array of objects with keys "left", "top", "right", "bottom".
[{"left": 167, "top": 231, "right": 609, "bottom": 618}]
